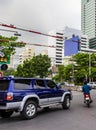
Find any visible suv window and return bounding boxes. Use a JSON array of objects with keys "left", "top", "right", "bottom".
[
  {"left": 34, "top": 79, "right": 45, "bottom": 89},
  {"left": 0, "top": 80, "right": 10, "bottom": 90},
  {"left": 14, "top": 79, "right": 31, "bottom": 90},
  {"left": 46, "top": 80, "right": 57, "bottom": 89}
]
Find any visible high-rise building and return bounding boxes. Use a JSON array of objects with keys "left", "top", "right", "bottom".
[
  {"left": 48, "top": 30, "right": 64, "bottom": 66},
  {"left": 64, "top": 35, "right": 79, "bottom": 56},
  {"left": 80, "top": 35, "right": 89, "bottom": 50},
  {"left": 81, "top": 0, "right": 96, "bottom": 39},
  {"left": 13, "top": 46, "right": 35, "bottom": 68},
  {"left": 48, "top": 27, "right": 81, "bottom": 66}
]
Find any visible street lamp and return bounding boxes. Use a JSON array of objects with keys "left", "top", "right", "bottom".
[
  {"left": 89, "top": 53, "right": 91, "bottom": 82},
  {"left": 69, "top": 56, "right": 74, "bottom": 83}
]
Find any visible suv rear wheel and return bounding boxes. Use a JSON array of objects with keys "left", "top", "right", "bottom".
[
  {"left": 62, "top": 95, "right": 70, "bottom": 109},
  {"left": 20, "top": 100, "right": 37, "bottom": 120}
]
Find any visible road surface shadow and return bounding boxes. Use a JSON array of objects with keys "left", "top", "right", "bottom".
[{"left": 0, "top": 106, "right": 72, "bottom": 123}]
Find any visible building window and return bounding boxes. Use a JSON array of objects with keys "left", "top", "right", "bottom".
[
  {"left": 56, "top": 49, "right": 62, "bottom": 51},
  {"left": 56, "top": 52, "right": 62, "bottom": 54}
]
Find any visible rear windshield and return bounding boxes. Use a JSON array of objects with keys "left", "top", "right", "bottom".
[{"left": 0, "top": 80, "right": 10, "bottom": 90}]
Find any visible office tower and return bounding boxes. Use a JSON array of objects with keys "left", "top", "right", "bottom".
[
  {"left": 81, "top": 0, "right": 96, "bottom": 39},
  {"left": 48, "top": 30, "right": 64, "bottom": 66},
  {"left": 64, "top": 35, "right": 79, "bottom": 56}
]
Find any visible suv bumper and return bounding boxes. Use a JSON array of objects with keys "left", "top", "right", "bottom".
[{"left": 0, "top": 102, "right": 21, "bottom": 110}]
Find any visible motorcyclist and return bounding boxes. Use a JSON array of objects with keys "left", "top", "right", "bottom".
[{"left": 82, "top": 80, "right": 93, "bottom": 103}]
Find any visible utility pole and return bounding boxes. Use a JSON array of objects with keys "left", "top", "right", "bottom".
[{"left": 89, "top": 53, "right": 91, "bottom": 82}]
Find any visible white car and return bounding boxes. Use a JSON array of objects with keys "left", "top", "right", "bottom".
[{"left": 87, "top": 82, "right": 96, "bottom": 89}]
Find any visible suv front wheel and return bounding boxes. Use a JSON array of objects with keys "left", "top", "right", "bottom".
[
  {"left": 62, "top": 95, "right": 71, "bottom": 109},
  {"left": 20, "top": 100, "right": 37, "bottom": 120}
]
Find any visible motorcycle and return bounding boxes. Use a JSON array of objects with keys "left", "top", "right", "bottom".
[{"left": 84, "top": 94, "right": 92, "bottom": 107}]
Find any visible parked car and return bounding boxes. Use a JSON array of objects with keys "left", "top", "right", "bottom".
[
  {"left": 59, "top": 82, "right": 75, "bottom": 90},
  {"left": 87, "top": 82, "right": 96, "bottom": 89},
  {"left": 0, "top": 76, "right": 73, "bottom": 120}
]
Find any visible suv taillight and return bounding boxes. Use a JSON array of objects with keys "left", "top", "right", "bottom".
[{"left": 6, "top": 92, "right": 13, "bottom": 101}]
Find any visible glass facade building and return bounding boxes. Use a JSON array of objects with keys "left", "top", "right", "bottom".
[
  {"left": 64, "top": 36, "right": 79, "bottom": 56},
  {"left": 81, "top": 0, "right": 96, "bottom": 49},
  {"left": 81, "top": 0, "right": 96, "bottom": 38}
]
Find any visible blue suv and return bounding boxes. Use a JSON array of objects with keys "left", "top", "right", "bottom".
[{"left": 0, "top": 77, "right": 72, "bottom": 119}]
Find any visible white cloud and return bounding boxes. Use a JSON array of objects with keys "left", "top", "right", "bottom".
[{"left": 0, "top": 0, "right": 81, "bottom": 44}]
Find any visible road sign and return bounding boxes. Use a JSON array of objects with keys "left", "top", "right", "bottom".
[
  {"left": 0, "top": 52, "right": 4, "bottom": 57},
  {"left": 0, "top": 46, "right": 4, "bottom": 57},
  {"left": 0, "top": 55, "right": 10, "bottom": 64}
]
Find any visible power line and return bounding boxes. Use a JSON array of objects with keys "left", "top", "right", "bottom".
[
  {"left": 0, "top": 39, "right": 64, "bottom": 48},
  {"left": 0, "top": 22, "right": 64, "bottom": 39},
  {"left": 0, "top": 28, "right": 17, "bottom": 33}
]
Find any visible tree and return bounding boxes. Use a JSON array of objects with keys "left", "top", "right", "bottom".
[
  {"left": 52, "top": 65, "right": 65, "bottom": 83},
  {"left": 3, "top": 68, "right": 15, "bottom": 76},
  {"left": 0, "top": 35, "right": 26, "bottom": 72},
  {"left": 31, "top": 54, "right": 51, "bottom": 78},
  {"left": 73, "top": 53, "right": 96, "bottom": 83},
  {"left": 52, "top": 53, "right": 96, "bottom": 84},
  {"left": 0, "top": 35, "right": 26, "bottom": 56},
  {"left": 15, "top": 54, "right": 51, "bottom": 78}
]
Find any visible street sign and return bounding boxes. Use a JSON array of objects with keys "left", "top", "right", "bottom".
[
  {"left": 0, "top": 52, "right": 4, "bottom": 57},
  {"left": 0, "top": 55, "right": 10, "bottom": 64},
  {"left": 0, "top": 46, "right": 4, "bottom": 57}
]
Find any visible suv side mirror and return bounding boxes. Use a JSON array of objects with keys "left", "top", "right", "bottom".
[{"left": 57, "top": 83, "right": 61, "bottom": 89}]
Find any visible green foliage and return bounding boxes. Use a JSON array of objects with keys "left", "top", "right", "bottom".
[
  {"left": 53, "top": 53, "right": 96, "bottom": 84},
  {"left": 73, "top": 53, "right": 96, "bottom": 83},
  {"left": 2, "top": 68, "right": 16, "bottom": 76},
  {"left": 15, "top": 54, "right": 51, "bottom": 78},
  {"left": 0, "top": 35, "right": 26, "bottom": 56}
]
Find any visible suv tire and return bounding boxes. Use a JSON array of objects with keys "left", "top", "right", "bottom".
[
  {"left": 62, "top": 95, "right": 70, "bottom": 109},
  {"left": 20, "top": 100, "right": 37, "bottom": 120}
]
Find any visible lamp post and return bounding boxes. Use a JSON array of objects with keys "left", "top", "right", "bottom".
[
  {"left": 70, "top": 56, "right": 74, "bottom": 83},
  {"left": 72, "top": 61, "right": 74, "bottom": 83},
  {"left": 89, "top": 53, "right": 91, "bottom": 82}
]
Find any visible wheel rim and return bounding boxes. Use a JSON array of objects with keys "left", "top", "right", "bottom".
[
  {"left": 66, "top": 98, "right": 70, "bottom": 107},
  {"left": 26, "top": 104, "right": 36, "bottom": 117}
]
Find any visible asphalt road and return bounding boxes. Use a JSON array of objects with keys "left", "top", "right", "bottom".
[{"left": 0, "top": 90, "right": 96, "bottom": 130}]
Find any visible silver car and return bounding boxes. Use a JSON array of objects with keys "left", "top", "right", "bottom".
[{"left": 87, "top": 82, "right": 96, "bottom": 89}]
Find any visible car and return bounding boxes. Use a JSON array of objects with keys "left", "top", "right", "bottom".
[
  {"left": 87, "top": 82, "right": 96, "bottom": 89},
  {"left": 59, "top": 82, "right": 75, "bottom": 90},
  {"left": 0, "top": 76, "right": 73, "bottom": 120}
]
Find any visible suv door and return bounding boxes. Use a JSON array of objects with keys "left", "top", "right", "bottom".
[
  {"left": 45, "top": 80, "right": 63, "bottom": 104},
  {"left": 33, "top": 79, "right": 49, "bottom": 106}
]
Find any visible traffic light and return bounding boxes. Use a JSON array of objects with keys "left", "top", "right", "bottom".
[{"left": 1, "top": 64, "right": 8, "bottom": 71}]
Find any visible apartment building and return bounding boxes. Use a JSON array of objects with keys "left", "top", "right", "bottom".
[
  {"left": 48, "top": 30, "right": 64, "bottom": 66},
  {"left": 13, "top": 46, "right": 35, "bottom": 68}
]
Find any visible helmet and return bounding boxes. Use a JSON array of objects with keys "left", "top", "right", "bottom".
[{"left": 83, "top": 80, "right": 88, "bottom": 84}]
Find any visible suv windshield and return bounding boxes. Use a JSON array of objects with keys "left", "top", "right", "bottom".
[{"left": 0, "top": 80, "right": 10, "bottom": 90}]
